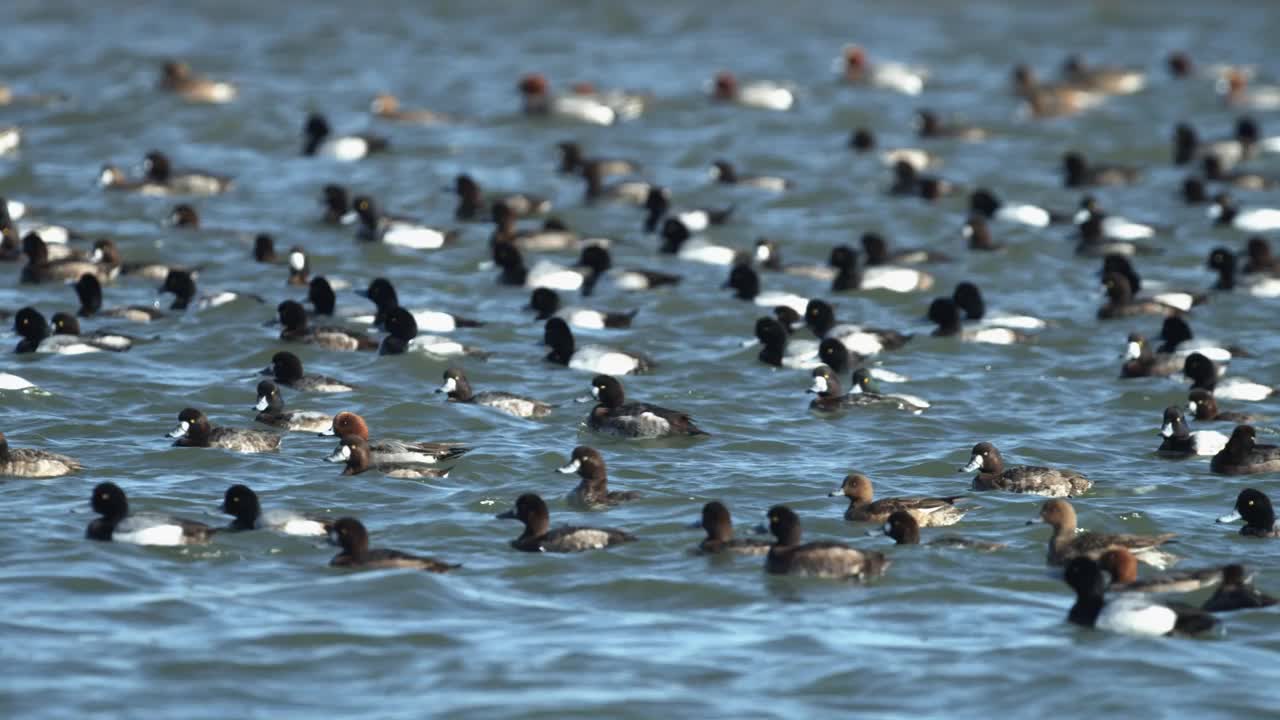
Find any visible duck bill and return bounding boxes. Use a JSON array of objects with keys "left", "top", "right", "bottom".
[
  {"left": 318, "top": 425, "right": 336, "bottom": 437},
  {"left": 959, "top": 456, "right": 983, "bottom": 473},
  {"left": 437, "top": 377, "right": 456, "bottom": 394},
  {"left": 254, "top": 397, "right": 269, "bottom": 412},
  {"left": 495, "top": 509, "right": 517, "bottom": 520},
  {"left": 557, "top": 459, "right": 580, "bottom": 475},
  {"left": 1025, "top": 516, "right": 1045, "bottom": 526},
  {"left": 1216, "top": 510, "right": 1242, "bottom": 524},
  {"left": 826, "top": 489, "right": 844, "bottom": 497},
  {"left": 166, "top": 421, "right": 189, "bottom": 439},
  {"left": 1160, "top": 422, "right": 1174, "bottom": 438},
  {"left": 808, "top": 377, "right": 827, "bottom": 394}
]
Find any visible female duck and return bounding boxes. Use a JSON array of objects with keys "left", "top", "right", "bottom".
[
  {"left": 959, "top": 442, "right": 1091, "bottom": 496},
  {"left": 693, "top": 501, "right": 771, "bottom": 556},
  {"left": 587, "top": 374, "right": 707, "bottom": 438},
  {"left": 253, "top": 381, "right": 332, "bottom": 433},
  {"left": 1030, "top": 499, "right": 1177, "bottom": 568},
  {"left": 321, "top": 411, "right": 468, "bottom": 465},
  {"left": 278, "top": 300, "right": 377, "bottom": 352},
  {"left": 828, "top": 473, "right": 964, "bottom": 525},
  {"left": 168, "top": 408, "right": 282, "bottom": 453},
  {"left": 557, "top": 446, "right": 641, "bottom": 508},
  {"left": 437, "top": 367, "right": 552, "bottom": 419},
  {"left": 882, "top": 511, "right": 1005, "bottom": 551},
  {"left": 332, "top": 436, "right": 452, "bottom": 480},
  {"left": 0, "top": 431, "right": 80, "bottom": 477},
  {"left": 329, "top": 517, "right": 458, "bottom": 572}
]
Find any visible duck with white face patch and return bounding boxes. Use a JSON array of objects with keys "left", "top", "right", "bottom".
[
  {"left": 586, "top": 375, "right": 708, "bottom": 439},
  {"left": 557, "top": 446, "right": 640, "bottom": 508}
]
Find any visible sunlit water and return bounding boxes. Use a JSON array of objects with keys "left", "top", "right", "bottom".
[{"left": 2, "top": 1, "right": 1280, "bottom": 717}]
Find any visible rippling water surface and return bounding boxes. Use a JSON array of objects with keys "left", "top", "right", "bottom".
[{"left": 4, "top": 1, "right": 1280, "bottom": 717}]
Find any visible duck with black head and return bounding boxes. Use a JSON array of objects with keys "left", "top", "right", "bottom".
[
  {"left": 302, "top": 113, "right": 388, "bottom": 161},
  {"left": 586, "top": 375, "right": 707, "bottom": 438},
  {"left": 543, "top": 318, "right": 651, "bottom": 375},
  {"left": 1183, "top": 352, "right": 1273, "bottom": 403},
  {"left": 497, "top": 493, "right": 637, "bottom": 552},
  {"left": 881, "top": 511, "right": 1004, "bottom": 551},
  {"left": 1210, "top": 426, "right": 1280, "bottom": 475},
  {"left": 1218, "top": 488, "right": 1280, "bottom": 537},
  {"left": 692, "top": 502, "right": 771, "bottom": 556},
  {"left": 437, "top": 367, "right": 552, "bottom": 419},
  {"left": 328, "top": 517, "right": 459, "bottom": 572},
  {"left": 960, "top": 442, "right": 1091, "bottom": 497},
  {"left": 1062, "top": 557, "right": 1217, "bottom": 637},
  {"left": 86, "top": 482, "right": 216, "bottom": 546},
  {"left": 760, "top": 505, "right": 889, "bottom": 580},
  {"left": 168, "top": 408, "right": 281, "bottom": 453}
]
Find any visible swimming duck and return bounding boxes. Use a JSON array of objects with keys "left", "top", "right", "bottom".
[
  {"left": 828, "top": 473, "right": 965, "bottom": 525},
  {"left": 48, "top": 313, "right": 134, "bottom": 352},
  {"left": 437, "top": 367, "right": 552, "bottom": 419},
  {"left": 278, "top": 300, "right": 377, "bottom": 352},
  {"left": 960, "top": 442, "right": 1091, "bottom": 496},
  {"left": 157, "top": 60, "right": 236, "bottom": 103},
  {"left": 142, "top": 151, "right": 232, "bottom": 195},
  {"left": 558, "top": 446, "right": 640, "bottom": 508},
  {"left": 379, "top": 308, "right": 488, "bottom": 359},
  {"left": 709, "top": 160, "right": 791, "bottom": 192},
  {"left": 928, "top": 298, "right": 1029, "bottom": 345},
  {"left": 1063, "top": 152, "right": 1139, "bottom": 188},
  {"left": 1031, "top": 499, "right": 1177, "bottom": 568},
  {"left": 881, "top": 511, "right": 1004, "bottom": 551},
  {"left": 1063, "top": 557, "right": 1216, "bottom": 636},
  {"left": 576, "top": 245, "right": 681, "bottom": 297},
  {"left": 220, "top": 484, "right": 331, "bottom": 537},
  {"left": 1186, "top": 389, "right": 1256, "bottom": 424},
  {"left": 1217, "top": 488, "right": 1279, "bottom": 537},
  {"left": 253, "top": 381, "right": 332, "bottom": 433},
  {"left": 586, "top": 374, "right": 707, "bottom": 438},
  {"left": 693, "top": 501, "right": 771, "bottom": 556},
  {"left": 329, "top": 517, "right": 459, "bottom": 572},
  {"left": 369, "top": 93, "right": 451, "bottom": 124},
  {"left": 302, "top": 113, "right": 388, "bottom": 161},
  {"left": 331, "top": 435, "right": 452, "bottom": 480},
  {"left": 0, "top": 431, "right": 80, "bottom": 477},
  {"left": 1099, "top": 548, "right": 1235, "bottom": 595},
  {"left": 724, "top": 264, "right": 809, "bottom": 316},
  {"left": 861, "top": 232, "right": 950, "bottom": 266},
  {"left": 1157, "top": 406, "right": 1229, "bottom": 458},
  {"left": 556, "top": 141, "right": 640, "bottom": 178},
  {"left": 544, "top": 318, "right": 651, "bottom": 375},
  {"left": 1210, "top": 426, "right": 1280, "bottom": 475},
  {"left": 321, "top": 411, "right": 466, "bottom": 465},
  {"left": 85, "top": 482, "right": 216, "bottom": 546},
  {"left": 526, "top": 287, "right": 636, "bottom": 330},
  {"left": 168, "top": 408, "right": 281, "bottom": 453},
  {"left": 761, "top": 505, "right": 890, "bottom": 579},
  {"left": 1202, "top": 564, "right": 1278, "bottom": 612},
  {"left": 709, "top": 71, "right": 793, "bottom": 111},
  {"left": 1060, "top": 55, "right": 1146, "bottom": 95},
  {"left": 838, "top": 45, "right": 927, "bottom": 95},
  {"left": 262, "top": 351, "right": 355, "bottom": 393},
  {"left": 497, "top": 493, "right": 637, "bottom": 552},
  {"left": 353, "top": 196, "right": 455, "bottom": 250},
  {"left": 1184, "top": 353, "right": 1273, "bottom": 402},
  {"left": 829, "top": 245, "right": 933, "bottom": 293}
]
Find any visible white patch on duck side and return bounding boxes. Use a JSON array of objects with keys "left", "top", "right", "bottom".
[
  {"left": 968, "top": 327, "right": 1020, "bottom": 345},
  {"left": 550, "top": 96, "right": 615, "bottom": 126},
  {"left": 0, "top": 373, "right": 35, "bottom": 390},
  {"left": 527, "top": 261, "right": 584, "bottom": 291},
  {"left": 754, "top": 292, "right": 810, "bottom": 317},
  {"left": 115, "top": 523, "right": 187, "bottom": 547},
  {"left": 406, "top": 335, "right": 468, "bottom": 357},
  {"left": 279, "top": 518, "right": 327, "bottom": 537},
  {"left": 1190, "top": 431, "right": 1230, "bottom": 457},
  {"left": 320, "top": 137, "right": 369, "bottom": 162},
  {"left": 569, "top": 346, "right": 641, "bottom": 376},
  {"left": 562, "top": 309, "right": 606, "bottom": 330},
  {"left": 737, "top": 82, "right": 794, "bottom": 111},
  {"left": 995, "top": 204, "right": 1050, "bottom": 228},
  {"left": 411, "top": 311, "right": 457, "bottom": 333},
  {"left": 382, "top": 223, "right": 448, "bottom": 250},
  {"left": 1096, "top": 597, "right": 1177, "bottom": 636},
  {"left": 862, "top": 266, "right": 929, "bottom": 293},
  {"left": 1214, "top": 379, "right": 1274, "bottom": 402}
]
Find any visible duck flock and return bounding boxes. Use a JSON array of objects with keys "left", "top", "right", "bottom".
[{"left": 5, "top": 38, "right": 1280, "bottom": 644}]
